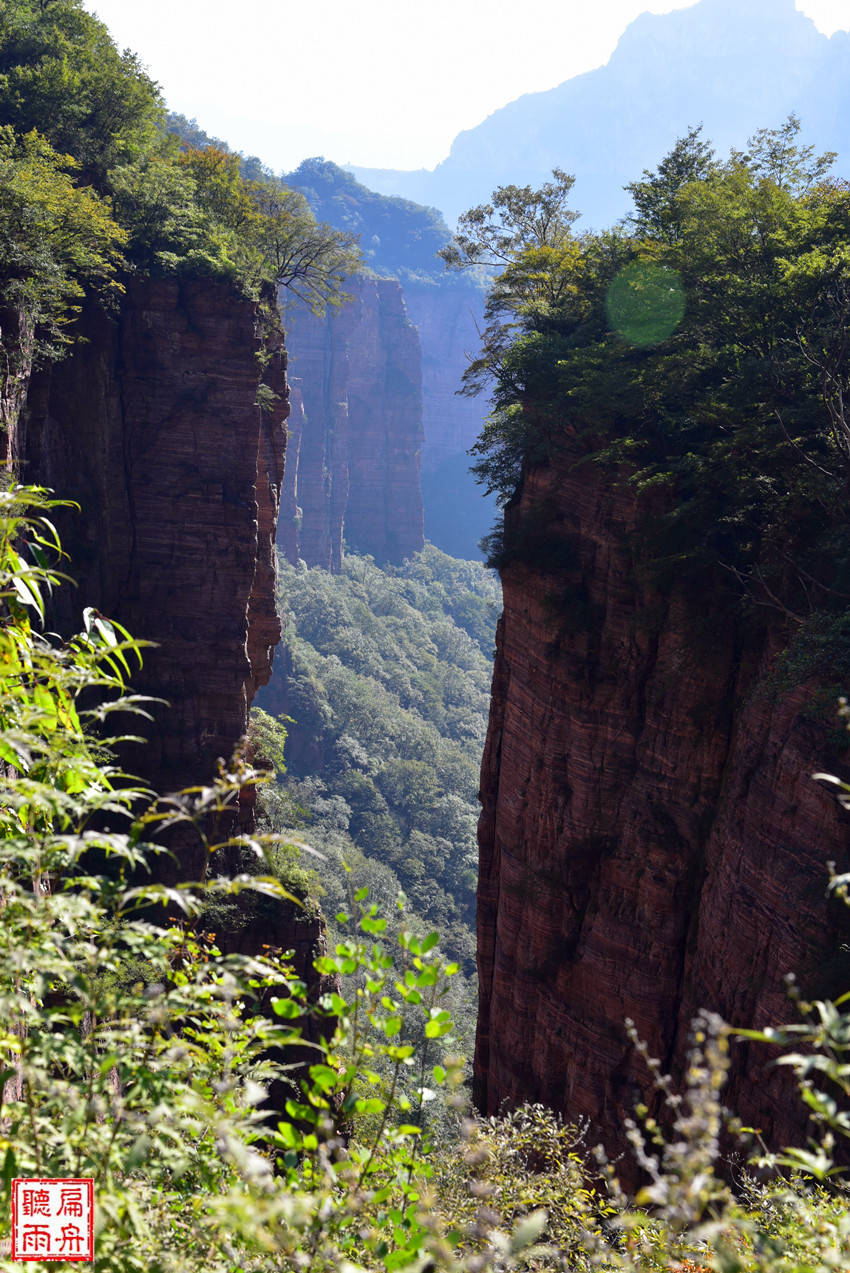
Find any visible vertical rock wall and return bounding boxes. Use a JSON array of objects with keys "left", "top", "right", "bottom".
[
  {"left": 19, "top": 276, "right": 287, "bottom": 873},
  {"left": 475, "top": 453, "right": 850, "bottom": 1157},
  {"left": 402, "top": 279, "right": 500, "bottom": 560},
  {"left": 402, "top": 280, "right": 485, "bottom": 474},
  {"left": 281, "top": 275, "right": 424, "bottom": 569}
]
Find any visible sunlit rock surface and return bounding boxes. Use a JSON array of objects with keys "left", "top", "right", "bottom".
[{"left": 20, "top": 276, "right": 287, "bottom": 872}]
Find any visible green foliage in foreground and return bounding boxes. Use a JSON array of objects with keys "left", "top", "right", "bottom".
[
  {"left": 7, "top": 482, "right": 850, "bottom": 1271},
  {"left": 262, "top": 546, "right": 502, "bottom": 972},
  {"left": 0, "top": 484, "right": 467, "bottom": 1270}
]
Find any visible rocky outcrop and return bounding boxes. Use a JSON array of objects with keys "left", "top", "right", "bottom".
[
  {"left": 475, "top": 453, "right": 850, "bottom": 1158},
  {"left": 281, "top": 275, "right": 424, "bottom": 569},
  {"left": 17, "top": 276, "right": 287, "bottom": 874},
  {"left": 278, "top": 381, "right": 305, "bottom": 566},
  {"left": 7, "top": 273, "right": 336, "bottom": 1100}
]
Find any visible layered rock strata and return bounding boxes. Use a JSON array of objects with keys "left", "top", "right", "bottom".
[
  {"left": 281, "top": 275, "right": 424, "bottom": 569},
  {"left": 475, "top": 453, "right": 850, "bottom": 1156},
  {"left": 402, "top": 280, "right": 499, "bottom": 558},
  {"left": 18, "top": 276, "right": 287, "bottom": 875},
  {"left": 402, "top": 280, "right": 485, "bottom": 475}
]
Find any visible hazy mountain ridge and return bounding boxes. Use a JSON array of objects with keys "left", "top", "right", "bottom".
[
  {"left": 281, "top": 158, "right": 453, "bottom": 285},
  {"left": 350, "top": 0, "right": 850, "bottom": 226}
]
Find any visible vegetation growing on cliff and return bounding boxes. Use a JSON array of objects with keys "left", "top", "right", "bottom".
[
  {"left": 0, "top": 124, "right": 126, "bottom": 429},
  {"left": 0, "top": 0, "right": 357, "bottom": 426},
  {"left": 162, "top": 133, "right": 486, "bottom": 295},
  {"left": 8, "top": 484, "right": 850, "bottom": 1273},
  {"left": 449, "top": 120, "right": 850, "bottom": 642}
]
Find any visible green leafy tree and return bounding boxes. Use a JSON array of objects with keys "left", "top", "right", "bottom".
[
  {"left": 625, "top": 124, "right": 716, "bottom": 243},
  {"left": 452, "top": 120, "right": 850, "bottom": 627},
  {"left": 0, "top": 0, "right": 163, "bottom": 182},
  {"left": 248, "top": 175, "right": 360, "bottom": 310},
  {"left": 0, "top": 126, "right": 126, "bottom": 432},
  {"left": 0, "top": 3, "right": 359, "bottom": 317},
  {"left": 440, "top": 169, "right": 584, "bottom": 398},
  {"left": 107, "top": 146, "right": 212, "bottom": 274},
  {"left": 177, "top": 146, "right": 360, "bottom": 308}
]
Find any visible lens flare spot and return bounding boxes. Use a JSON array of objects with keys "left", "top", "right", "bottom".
[{"left": 605, "top": 261, "right": 685, "bottom": 346}]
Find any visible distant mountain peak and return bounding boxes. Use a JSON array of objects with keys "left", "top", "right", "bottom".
[
  {"left": 611, "top": 0, "right": 812, "bottom": 53},
  {"left": 348, "top": 0, "right": 849, "bottom": 227},
  {"left": 692, "top": 0, "right": 797, "bottom": 13}
]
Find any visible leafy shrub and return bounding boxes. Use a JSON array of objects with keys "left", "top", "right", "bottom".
[{"left": 10, "top": 483, "right": 850, "bottom": 1273}]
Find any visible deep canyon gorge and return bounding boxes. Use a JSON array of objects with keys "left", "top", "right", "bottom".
[{"left": 6, "top": 1, "right": 850, "bottom": 1265}]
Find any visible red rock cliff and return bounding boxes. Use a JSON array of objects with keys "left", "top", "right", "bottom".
[
  {"left": 281, "top": 275, "right": 424, "bottom": 569},
  {"left": 475, "top": 452, "right": 850, "bottom": 1156},
  {"left": 18, "top": 276, "right": 287, "bottom": 873}
]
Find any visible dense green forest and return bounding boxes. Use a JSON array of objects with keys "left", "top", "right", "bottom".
[
  {"left": 281, "top": 158, "right": 452, "bottom": 285},
  {"left": 257, "top": 545, "right": 501, "bottom": 975}
]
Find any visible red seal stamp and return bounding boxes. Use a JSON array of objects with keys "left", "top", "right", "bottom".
[{"left": 11, "top": 1179, "right": 94, "bottom": 1261}]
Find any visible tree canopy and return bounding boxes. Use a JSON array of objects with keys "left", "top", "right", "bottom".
[
  {"left": 449, "top": 120, "right": 850, "bottom": 645},
  {"left": 0, "top": 0, "right": 163, "bottom": 181},
  {"left": 0, "top": 7, "right": 359, "bottom": 298},
  {"left": 0, "top": 125, "right": 126, "bottom": 430},
  {"left": 0, "top": 0, "right": 360, "bottom": 437}
]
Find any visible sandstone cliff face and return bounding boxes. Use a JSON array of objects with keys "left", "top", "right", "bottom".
[
  {"left": 281, "top": 275, "right": 424, "bottom": 569},
  {"left": 402, "top": 280, "right": 485, "bottom": 475},
  {"left": 18, "top": 276, "right": 287, "bottom": 875},
  {"left": 402, "top": 279, "right": 499, "bottom": 560},
  {"left": 475, "top": 454, "right": 850, "bottom": 1155}
]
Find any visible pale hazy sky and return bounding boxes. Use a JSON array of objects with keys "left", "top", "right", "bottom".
[{"left": 86, "top": 1, "right": 850, "bottom": 174}]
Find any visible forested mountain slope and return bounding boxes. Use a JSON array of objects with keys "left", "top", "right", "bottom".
[{"left": 257, "top": 545, "right": 502, "bottom": 971}]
